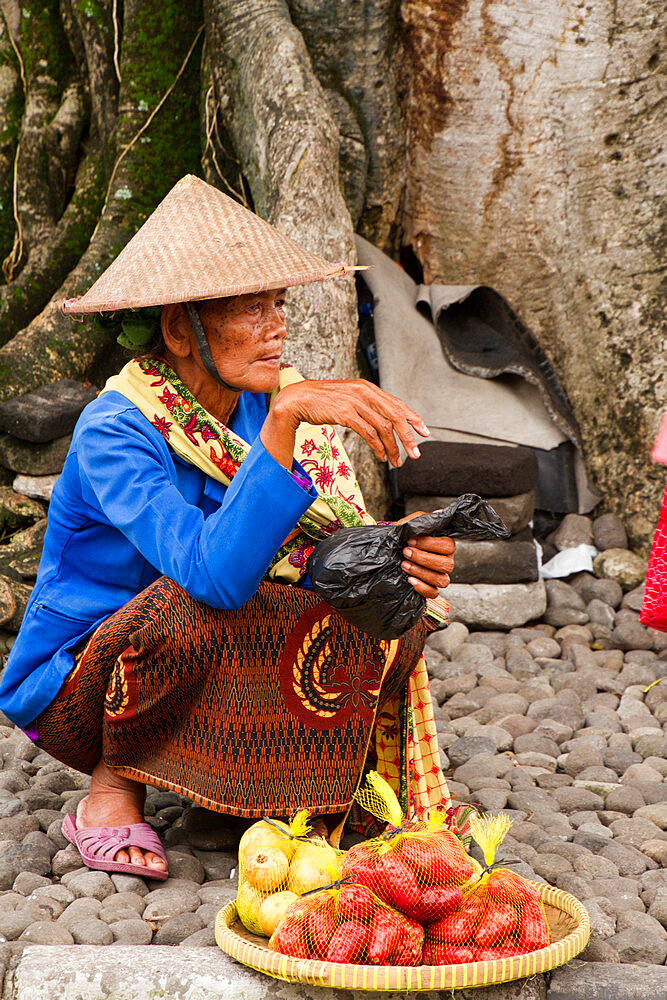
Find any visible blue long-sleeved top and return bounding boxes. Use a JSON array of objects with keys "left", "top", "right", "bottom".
[{"left": 0, "top": 389, "right": 318, "bottom": 729}]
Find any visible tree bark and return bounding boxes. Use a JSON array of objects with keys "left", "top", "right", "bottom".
[
  {"left": 69, "top": 0, "right": 119, "bottom": 174},
  {"left": 0, "top": 0, "right": 203, "bottom": 399},
  {"left": 0, "top": 142, "right": 105, "bottom": 344},
  {"left": 5, "top": 0, "right": 80, "bottom": 279},
  {"left": 401, "top": 0, "right": 666, "bottom": 546},
  {"left": 205, "top": 0, "right": 359, "bottom": 380},
  {"left": 287, "top": 0, "right": 405, "bottom": 247}
]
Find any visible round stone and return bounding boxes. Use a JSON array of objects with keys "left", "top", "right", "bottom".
[
  {"left": 142, "top": 886, "right": 201, "bottom": 923},
  {"left": 553, "top": 515, "right": 593, "bottom": 551},
  {"left": 526, "top": 637, "right": 561, "bottom": 659},
  {"left": 70, "top": 917, "right": 114, "bottom": 945},
  {"left": 607, "top": 927, "right": 667, "bottom": 964},
  {"left": 153, "top": 911, "right": 204, "bottom": 945},
  {"left": 178, "top": 926, "right": 217, "bottom": 946},
  {"left": 553, "top": 786, "right": 604, "bottom": 812},
  {"left": 12, "top": 872, "right": 52, "bottom": 896},
  {"left": 634, "top": 803, "right": 667, "bottom": 830},
  {"left": 594, "top": 549, "right": 648, "bottom": 591},
  {"left": 426, "top": 623, "right": 469, "bottom": 659},
  {"left": 109, "top": 917, "right": 153, "bottom": 944},
  {"left": 586, "top": 599, "right": 616, "bottom": 629},
  {"left": 57, "top": 896, "right": 102, "bottom": 929},
  {"left": 447, "top": 736, "right": 496, "bottom": 769},
  {"left": 593, "top": 514, "right": 628, "bottom": 552},
  {"left": 641, "top": 841, "right": 667, "bottom": 867},
  {"left": 164, "top": 850, "right": 205, "bottom": 884},
  {"left": 65, "top": 869, "right": 116, "bottom": 901},
  {"left": 20, "top": 920, "right": 75, "bottom": 945},
  {"left": 0, "top": 911, "right": 34, "bottom": 940},
  {"left": 604, "top": 785, "right": 646, "bottom": 814}
]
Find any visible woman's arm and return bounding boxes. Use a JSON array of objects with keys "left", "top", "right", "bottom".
[
  {"left": 260, "top": 378, "right": 428, "bottom": 469},
  {"left": 76, "top": 411, "right": 316, "bottom": 610},
  {"left": 261, "top": 381, "right": 455, "bottom": 596}
]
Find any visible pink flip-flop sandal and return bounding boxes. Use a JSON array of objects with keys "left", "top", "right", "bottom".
[{"left": 62, "top": 812, "right": 169, "bottom": 880}]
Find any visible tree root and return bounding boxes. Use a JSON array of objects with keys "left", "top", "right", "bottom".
[
  {"left": 0, "top": 9, "right": 24, "bottom": 265},
  {"left": 0, "top": 0, "right": 203, "bottom": 400},
  {"left": 0, "top": 143, "right": 105, "bottom": 345},
  {"left": 287, "top": 0, "right": 404, "bottom": 248}
]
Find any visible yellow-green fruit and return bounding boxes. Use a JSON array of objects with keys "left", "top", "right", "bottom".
[
  {"left": 258, "top": 890, "right": 299, "bottom": 937},
  {"left": 244, "top": 846, "right": 290, "bottom": 892},
  {"left": 239, "top": 820, "right": 294, "bottom": 865},
  {"left": 236, "top": 877, "right": 268, "bottom": 935},
  {"left": 287, "top": 844, "right": 341, "bottom": 896}
]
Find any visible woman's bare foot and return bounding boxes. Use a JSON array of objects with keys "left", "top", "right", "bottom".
[
  {"left": 75, "top": 760, "right": 167, "bottom": 874},
  {"left": 309, "top": 816, "right": 331, "bottom": 842}
]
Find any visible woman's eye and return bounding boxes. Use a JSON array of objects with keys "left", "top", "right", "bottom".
[{"left": 276, "top": 299, "right": 285, "bottom": 310}]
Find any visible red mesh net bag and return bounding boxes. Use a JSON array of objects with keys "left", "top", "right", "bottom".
[
  {"left": 269, "top": 875, "right": 425, "bottom": 965},
  {"left": 423, "top": 814, "right": 551, "bottom": 964},
  {"left": 340, "top": 773, "right": 480, "bottom": 925}
]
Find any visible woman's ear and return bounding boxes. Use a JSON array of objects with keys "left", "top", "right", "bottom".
[{"left": 161, "top": 303, "right": 192, "bottom": 359}]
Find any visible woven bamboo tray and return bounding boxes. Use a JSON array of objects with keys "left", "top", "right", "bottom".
[{"left": 214, "top": 881, "right": 590, "bottom": 991}]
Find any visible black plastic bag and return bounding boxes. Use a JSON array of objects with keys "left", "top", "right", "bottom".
[{"left": 306, "top": 494, "right": 510, "bottom": 640}]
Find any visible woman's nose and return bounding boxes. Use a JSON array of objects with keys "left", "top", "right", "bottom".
[{"left": 265, "top": 305, "right": 286, "bottom": 336}]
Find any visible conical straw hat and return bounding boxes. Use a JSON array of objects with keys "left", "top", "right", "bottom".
[{"left": 62, "top": 175, "right": 356, "bottom": 314}]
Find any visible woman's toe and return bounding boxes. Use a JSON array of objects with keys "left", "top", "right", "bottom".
[
  {"left": 145, "top": 851, "right": 167, "bottom": 871},
  {"left": 115, "top": 848, "right": 131, "bottom": 864},
  {"left": 128, "top": 846, "right": 147, "bottom": 867}
]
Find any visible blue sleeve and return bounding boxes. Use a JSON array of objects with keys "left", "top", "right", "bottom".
[{"left": 76, "top": 412, "right": 317, "bottom": 610}]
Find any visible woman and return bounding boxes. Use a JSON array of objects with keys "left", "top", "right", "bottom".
[{"left": 0, "top": 176, "right": 454, "bottom": 878}]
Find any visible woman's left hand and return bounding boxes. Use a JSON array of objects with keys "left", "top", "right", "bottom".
[{"left": 395, "top": 512, "right": 455, "bottom": 598}]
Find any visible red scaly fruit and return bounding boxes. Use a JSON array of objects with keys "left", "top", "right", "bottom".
[
  {"left": 342, "top": 844, "right": 381, "bottom": 897},
  {"left": 428, "top": 898, "right": 486, "bottom": 944},
  {"left": 270, "top": 920, "right": 311, "bottom": 958},
  {"left": 366, "top": 908, "right": 404, "bottom": 965},
  {"left": 515, "top": 901, "right": 550, "bottom": 951},
  {"left": 400, "top": 832, "right": 474, "bottom": 885},
  {"left": 376, "top": 850, "right": 422, "bottom": 915},
  {"left": 387, "top": 915, "right": 424, "bottom": 966},
  {"left": 423, "top": 942, "right": 475, "bottom": 965},
  {"left": 486, "top": 869, "right": 541, "bottom": 906},
  {"left": 474, "top": 901, "right": 519, "bottom": 947},
  {"left": 304, "top": 898, "right": 338, "bottom": 959},
  {"left": 410, "top": 885, "right": 463, "bottom": 924},
  {"left": 336, "top": 883, "right": 377, "bottom": 924},
  {"left": 325, "top": 920, "right": 370, "bottom": 963}
]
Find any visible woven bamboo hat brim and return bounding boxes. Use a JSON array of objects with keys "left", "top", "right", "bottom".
[{"left": 62, "top": 175, "right": 357, "bottom": 314}]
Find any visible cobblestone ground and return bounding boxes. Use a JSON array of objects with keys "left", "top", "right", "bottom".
[{"left": 0, "top": 575, "right": 664, "bottom": 965}]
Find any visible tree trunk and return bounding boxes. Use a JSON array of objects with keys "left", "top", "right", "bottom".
[
  {"left": 205, "top": 0, "right": 359, "bottom": 381},
  {"left": 401, "top": 0, "right": 666, "bottom": 546}
]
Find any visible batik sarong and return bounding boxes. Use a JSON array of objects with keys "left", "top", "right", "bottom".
[{"left": 33, "top": 577, "right": 431, "bottom": 830}]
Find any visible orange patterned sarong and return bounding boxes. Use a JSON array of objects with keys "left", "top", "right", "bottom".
[{"left": 33, "top": 577, "right": 449, "bottom": 830}]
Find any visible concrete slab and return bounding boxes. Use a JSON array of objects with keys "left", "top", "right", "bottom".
[
  {"left": 547, "top": 959, "right": 667, "bottom": 1000},
  {"left": 5, "top": 945, "right": 548, "bottom": 1000}
]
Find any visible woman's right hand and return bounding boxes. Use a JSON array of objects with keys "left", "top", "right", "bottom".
[{"left": 260, "top": 378, "right": 430, "bottom": 469}]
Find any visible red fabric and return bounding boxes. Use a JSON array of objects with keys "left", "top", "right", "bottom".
[{"left": 640, "top": 483, "right": 667, "bottom": 631}]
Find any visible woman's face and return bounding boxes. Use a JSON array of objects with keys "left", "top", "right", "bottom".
[{"left": 197, "top": 289, "right": 287, "bottom": 394}]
